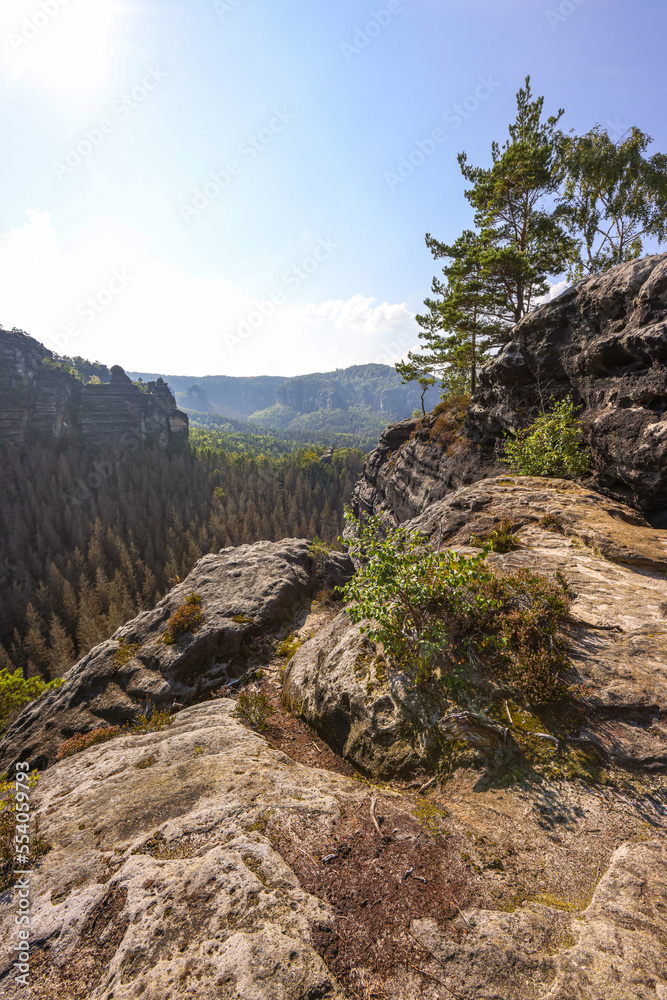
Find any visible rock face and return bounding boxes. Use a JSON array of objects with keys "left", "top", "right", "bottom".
[
  {"left": 0, "top": 329, "right": 188, "bottom": 448},
  {"left": 0, "top": 701, "right": 353, "bottom": 1000},
  {"left": 353, "top": 253, "right": 667, "bottom": 525},
  {"left": 0, "top": 539, "right": 352, "bottom": 773},
  {"left": 2, "top": 700, "right": 666, "bottom": 999},
  {"left": 286, "top": 476, "right": 667, "bottom": 778}
]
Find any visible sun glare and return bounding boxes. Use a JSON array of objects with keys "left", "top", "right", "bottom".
[{"left": 0, "top": 0, "right": 120, "bottom": 93}]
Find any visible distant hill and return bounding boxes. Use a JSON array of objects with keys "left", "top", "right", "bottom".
[{"left": 127, "top": 363, "right": 442, "bottom": 437}]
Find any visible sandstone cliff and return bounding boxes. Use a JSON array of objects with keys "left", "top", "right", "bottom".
[
  {"left": 0, "top": 329, "right": 188, "bottom": 448},
  {"left": 2, "top": 256, "right": 667, "bottom": 999},
  {"left": 0, "top": 515, "right": 665, "bottom": 999},
  {"left": 352, "top": 253, "right": 667, "bottom": 526}
]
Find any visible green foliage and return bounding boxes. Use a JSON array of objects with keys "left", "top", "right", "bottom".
[
  {"left": 343, "top": 512, "right": 494, "bottom": 681},
  {"left": 276, "top": 633, "right": 303, "bottom": 661},
  {"left": 308, "top": 537, "right": 333, "bottom": 566},
  {"left": 342, "top": 512, "right": 571, "bottom": 701},
  {"left": 130, "top": 705, "right": 174, "bottom": 733},
  {"left": 457, "top": 76, "right": 572, "bottom": 327},
  {"left": 0, "top": 668, "right": 63, "bottom": 735},
  {"left": 233, "top": 690, "right": 275, "bottom": 732},
  {"left": 470, "top": 520, "right": 521, "bottom": 553},
  {"left": 399, "top": 229, "right": 507, "bottom": 396},
  {"left": 0, "top": 770, "right": 49, "bottom": 890},
  {"left": 394, "top": 358, "right": 436, "bottom": 415},
  {"left": 112, "top": 638, "right": 141, "bottom": 668},
  {"left": 556, "top": 124, "right": 667, "bottom": 279},
  {"left": 502, "top": 396, "right": 591, "bottom": 478},
  {"left": 56, "top": 726, "right": 121, "bottom": 761},
  {"left": 162, "top": 593, "right": 204, "bottom": 645},
  {"left": 41, "top": 354, "right": 110, "bottom": 384}
]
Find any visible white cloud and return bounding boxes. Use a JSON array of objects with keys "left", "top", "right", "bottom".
[
  {"left": 536, "top": 279, "right": 569, "bottom": 305},
  {"left": 0, "top": 212, "right": 419, "bottom": 375}
]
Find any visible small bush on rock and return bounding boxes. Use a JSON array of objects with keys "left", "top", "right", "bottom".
[
  {"left": 112, "top": 638, "right": 141, "bottom": 669},
  {"left": 56, "top": 705, "right": 174, "bottom": 761},
  {"left": 469, "top": 519, "right": 521, "bottom": 553},
  {"left": 131, "top": 705, "right": 174, "bottom": 733},
  {"left": 233, "top": 690, "right": 275, "bottom": 732},
  {"left": 0, "top": 771, "right": 49, "bottom": 889},
  {"left": 502, "top": 395, "right": 591, "bottom": 478},
  {"left": 56, "top": 726, "right": 121, "bottom": 761},
  {"left": 162, "top": 593, "right": 204, "bottom": 645},
  {"left": 343, "top": 512, "right": 571, "bottom": 702}
]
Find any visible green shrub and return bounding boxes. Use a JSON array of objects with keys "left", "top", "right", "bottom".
[
  {"left": 130, "top": 706, "right": 174, "bottom": 733},
  {"left": 163, "top": 593, "right": 204, "bottom": 644},
  {"left": 0, "top": 771, "right": 49, "bottom": 889},
  {"left": 308, "top": 537, "right": 332, "bottom": 560},
  {"left": 112, "top": 638, "right": 141, "bottom": 668},
  {"left": 470, "top": 519, "right": 521, "bottom": 553},
  {"left": 343, "top": 512, "right": 571, "bottom": 701},
  {"left": 233, "top": 691, "right": 275, "bottom": 732},
  {"left": 539, "top": 512, "right": 565, "bottom": 533},
  {"left": 502, "top": 395, "right": 591, "bottom": 478},
  {"left": 0, "top": 668, "right": 63, "bottom": 735},
  {"left": 276, "top": 633, "right": 303, "bottom": 660}
]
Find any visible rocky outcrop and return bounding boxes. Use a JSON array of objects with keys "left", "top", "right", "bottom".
[
  {"left": 352, "top": 253, "right": 667, "bottom": 525},
  {"left": 1, "top": 700, "right": 665, "bottom": 999},
  {"left": 0, "top": 539, "right": 352, "bottom": 773},
  {"left": 286, "top": 477, "right": 667, "bottom": 778},
  {"left": 0, "top": 701, "right": 352, "bottom": 1000},
  {"left": 0, "top": 329, "right": 188, "bottom": 448}
]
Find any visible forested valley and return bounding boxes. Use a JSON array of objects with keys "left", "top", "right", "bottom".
[{"left": 0, "top": 436, "right": 363, "bottom": 683}]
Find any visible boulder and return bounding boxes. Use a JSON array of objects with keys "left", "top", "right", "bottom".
[
  {"left": 0, "top": 701, "right": 352, "bottom": 1000},
  {"left": 285, "top": 477, "right": 667, "bottom": 777},
  {"left": 0, "top": 539, "right": 352, "bottom": 773}
]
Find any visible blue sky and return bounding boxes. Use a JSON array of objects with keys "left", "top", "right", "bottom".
[{"left": 0, "top": 0, "right": 665, "bottom": 375}]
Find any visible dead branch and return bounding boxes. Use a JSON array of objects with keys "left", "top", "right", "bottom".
[{"left": 370, "top": 797, "right": 385, "bottom": 838}]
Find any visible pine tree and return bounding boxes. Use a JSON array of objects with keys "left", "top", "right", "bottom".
[
  {"left": 398, "top": 230, "right": 506, "bottom": 396},
  {"left": 48, "top": 614, "right": 76, "bottom": 677},
  {"left": 457, "top": 76, "right": 571, "bottom": 325}
]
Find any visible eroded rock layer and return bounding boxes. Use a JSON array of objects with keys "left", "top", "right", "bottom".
[{"left": 0, "top": 329, "right": 188, "bottom": 448}]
